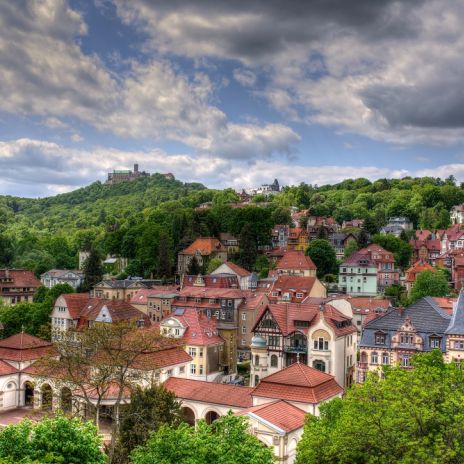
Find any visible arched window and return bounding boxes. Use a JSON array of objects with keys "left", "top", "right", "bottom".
[
  {"left": 360, "top": 351, "right": 368, "bottom": 363},
  {"left": 382, "top": 352, "right": 389, "bottom": 365},
  {"left": 270, "top": 354, "right": 278, "bottom": 367},
  {"left": 254, "top": 375, "right": 260, "bottom": 386},
  {"left": 371, "top": 352, "right": 378, "bottom": 365},
  {"left": 254, "top": 355, "right": 260, "bottom": 366}
]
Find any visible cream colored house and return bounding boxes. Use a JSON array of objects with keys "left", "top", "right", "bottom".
[{"left": 251, "top": 302, "right": 357, "bottom": 388}]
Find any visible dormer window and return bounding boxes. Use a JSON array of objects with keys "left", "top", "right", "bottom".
[
  {"left": 429, "top": 337, "right": 441, "bottom": 349},
  {"left": 375, "top": 332, "right": 386, "bottom": 345},
  {"left": 400, "top": 333, "right": 414, "bottom": 345}
]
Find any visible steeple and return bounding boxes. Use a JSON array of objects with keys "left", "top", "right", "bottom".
[{"left": 446, "top": 289, "right": 464, "bottom": 335}]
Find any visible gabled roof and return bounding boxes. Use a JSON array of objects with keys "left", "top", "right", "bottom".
[
  {"left": 252, "top": 362, "right": 343, "bottom": 404},
  {"left": 214, "top": 261, "right": 251, "bottom": 278},
  {"left": 446, "top": 290, "right": 464, "bottom": 335},
  {"left": 181, "top": 237, "right": 226, "bottom": 256},
  {"left": 253, "top": 303, "right": 356, "bottom": 337},
  {"left": 238, "top": 400, "right": 306, "bottom": 433},
  {"left": 77, "top": 299, "right": 150, "bottom": 326},
  {"left": 405, "top": 261, "right": 434, "bottom": 282},
  {"left": 161, "top": 308, "right": 223, "bottom": 346},
  {"left": 130, "top": 346, "right": 192, "bottom": 369},
  {"left": 41, "top": 269, "right": 83, "bottom": 278},
  {"left": 164, "top": 377, "right": 253, "bottom": 408},
  {"left": 60, "top": 293, "right": 90, "bottom": 319},
  {"left": 0, "top": 360, "right": 18, "bottom": 375},
  {"left": 130, "top": 287, "right": 179, "bottom": 305},
  {"left": 276, "top": 251, "right": 316, "bottom": 271},
  {"left": 270, "top": 275, "right": 318, "bottom": 293}
]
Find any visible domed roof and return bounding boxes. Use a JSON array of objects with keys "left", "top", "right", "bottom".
[{"left": 251, "top": 335, "right": 267, "bottom": 348}]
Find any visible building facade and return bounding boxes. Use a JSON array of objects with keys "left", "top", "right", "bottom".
[{"left": 0, "top": 269, "right": 40, "bottom": 305}]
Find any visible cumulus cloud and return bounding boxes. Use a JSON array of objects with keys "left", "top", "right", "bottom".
[
  {"left": 233, "top": 69, "right": 256, "bottom": 87},
  {"left": 0, "top": 0, "right": 298, "bottom": 162},
  {"left": 113, "top": 0, "right": 464, "bottom": 145}
]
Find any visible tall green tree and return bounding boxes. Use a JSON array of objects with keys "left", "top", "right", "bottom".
[
  {"left": 306, "top": 239, "right": 338, "bottom": 279},
  {"left": 344, "top": 240, "right": 359, "bottom": 258},
  {"left": 81, "top": 248, "right": 103, "bottom": 291},
  {"left": 373, "top": 234, "right": 413, "bottom": 269},
  {"left": 239, "top": 223, "right": 258, "bottom": 271},
  {"left": 410, "top": 269, "right": 449, "bottom": 303},
  {"left": 131, "top": 412, "right": 275, "bottom": 464},
  {"left": 296, "top": 350, "right": 464, "bottom": 464},
  {"left": 187, "top": 255, "right": 201, "bottom": 275},
  {"left": 113, "top": 384, "right": 183, "bottom": 463}
]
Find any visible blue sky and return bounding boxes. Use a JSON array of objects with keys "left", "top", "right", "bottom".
[{"left": 1, "top": 0, "right": 464, "bottom": 197}]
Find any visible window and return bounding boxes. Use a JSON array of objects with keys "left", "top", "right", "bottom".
[
  {"left": 167, "top": 369, "right": 173, "bottom": 377},
  {"left": 382, "top": 352, "right": 389, "bottom": 365},
  {"left": 190, "top": 364, "right": 196, "bottom": 375},
  {"left": 375, "top": 333, "right": 386, "bottom": 345},
  {"left": 455, "top": 340, "right": 464, "bottom": 350},
  {"left": 268, "top": 335, "right": 279, "bottom": 347},
  {"left": 179, "top": 366, "right": 185, "bottom": 374},
  {"left": 400, "top": 333, "right": 414, "bottom": 345},
  {"left": 242, "top": 326, "right": 247, "bottom": 334},
  {"left": 254, "top": 355, "right": 260, "bottom": 366},
  {"left": 199, "top": 349, "right": 203, "bottom": 357},
  {"left": 314, "top": 338, "right": 329, "bottom": 350},
  {"left": 199, "top": 365, "right": 204, "bottom": 375},
  {"left": 174, "top": 328, "right": 180, "bottom": 336},
  {"left": 242, "top": 313, "right": 246, "bottom": 321},
  {"left": 227, "top": 300, "right": 233, "bottom": 307},
  {"left": 401, "top": 355, "right": 411, "bottom": 367},
  {"left": 270, "top": 354, "right": 278, "bottom": 367},
  {"left": 371, "top": 352, "right": 378, "bottom": 364},
  {"left": 430, "top": 337, "right": 441, "bottom": 349},
  {"left": 188, "top": 347, "right": 197, "bottom": 357},
  {"left": 296, "top": 293, "right": 303, "bottom": 299}
]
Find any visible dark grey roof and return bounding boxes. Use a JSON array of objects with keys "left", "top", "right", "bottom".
[
  {"left": 360, "top": 297, "right": 451, "bottom": 351},
  {"left": 446, "top": 290, "right": 464, "bottom": 335}
]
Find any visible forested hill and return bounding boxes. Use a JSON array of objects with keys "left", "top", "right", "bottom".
[{"left": 0, "top": 174, "right": 463, "bottom": 279}]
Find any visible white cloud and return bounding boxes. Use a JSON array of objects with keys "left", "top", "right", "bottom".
[
  {"left": 5, "top": 138, "right": 461, "bottom": 198},
  {"left": 0, "top": 0, "right": 299, "bottom": 162},
  {"left": 233, "top": 68, "right": 256, "bottom": 87}
]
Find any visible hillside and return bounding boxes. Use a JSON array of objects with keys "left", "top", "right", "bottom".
[{"left": 0, "top": 174, "right": 463, "bottom": 279}]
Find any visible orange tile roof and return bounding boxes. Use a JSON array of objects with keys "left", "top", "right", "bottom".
[
  {"left": 276, "top": 251, "right": 316, "bottom": 271},
  {"left": 60, "top": 293, "right": 90, "bottom": 319},
  {"left": 252, "top": 363, "right": 343, "bottom": 404},
  {"left": 238, "top": 400, "right": 306, "bottom": 432},
  {"left": 405, "top": 261, "right": 434, "bottom": 282},
  {"left": 130, "top": 346, "right": 192, "bottom": 370},
  {"left": 164, "top": 377, "right": 253, "bottom": 408},
  {"left": 182, "top": 237, "right": 226, "bottom": 256},
  {"left": 433, "top": 297, "right": 456, "bottom": 315}
]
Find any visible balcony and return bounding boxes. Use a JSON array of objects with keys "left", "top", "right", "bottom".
[{"left": 284, "top": 345, "right": 307, "bottom": 353}]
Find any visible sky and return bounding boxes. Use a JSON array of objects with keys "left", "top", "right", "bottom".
[{"left": 1, "top": 0, "right": 464, "bottom": 197}]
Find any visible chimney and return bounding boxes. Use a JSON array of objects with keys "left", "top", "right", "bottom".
[{"left": 134, "top": 163, "right": 139, "bottom": 173}]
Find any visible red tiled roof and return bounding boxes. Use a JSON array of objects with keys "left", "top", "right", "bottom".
[
  {"left": 240, "top": 292, "right": 268, "bottom": 311},
  {"left": 77, "top": 299, "right": 151, "bottom": 327},
  {"left": 178, "top": 287, "right": 244, "bottom": 299},
  {"left": 164, "top": 377, "right": 253, "bottom": 408},
  {"left": 252, "top": 363, "right": 343, "bottom": 404},
  {"left": 217, "top": 261, "right": 251, "bottom": 277},
  {"left": 272, "top": 275, "right": 317, "bottom": 293},
  {"left": 161, "top": 308, "right": 223, "bottom": 346},
  {"left": 130, "top": 346, "right": 192, "bottom": 370},
  {"left": 342, "top": 296, "right": 391, "bottom": 313},
  {"left": 0, "top": 269, "right": 40, "bottom": 289},
  {"left": 0, "top": 360, "right": 18, "bottom": 375},
  {"left": 182, "top": 237, "right": 226, "bottom": 256},
  {"left": 60, "top": 293, "right": 90, "bottom": 319},
  {"left": 182, "top": 275, "right": 239, "bottom": 288},
  {"left": 276, "top": 251, "right": 316, "bottom": 271},
  {"left": 75, "top": 381, "right": 132, "bottom": 401},
  {"left": 238, "top": 400, "right": 306, "bottom": 432},
  {"left": 253, "top": 303, "right": 356, "bottom": 337},
  {"left": 0, "top": 333, "right": 54, "bottom": 361},
  {"left": 415, "top": 230, "right": 432, "bottom": 241},
  {"left": 131, "top": 287, "right": 179, "bottom": 305}
]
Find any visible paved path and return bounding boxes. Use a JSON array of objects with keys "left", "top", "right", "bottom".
[{"left": 0, "top": 408, "right": 46, "bottom": 426}]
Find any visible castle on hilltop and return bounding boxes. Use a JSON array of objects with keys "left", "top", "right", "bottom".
[{"left": 106, "top": 163, "right": 149, "bottom": 185}]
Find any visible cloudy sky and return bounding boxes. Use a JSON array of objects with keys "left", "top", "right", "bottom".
[{"left": 1, "top": 0, "right": 464, "bottom": 197}]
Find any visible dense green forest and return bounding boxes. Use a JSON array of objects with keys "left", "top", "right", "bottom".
[{"left": 0, "top": 173, "right": 462, "bottom": 278}]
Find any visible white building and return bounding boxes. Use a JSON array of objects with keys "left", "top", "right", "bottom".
[{"left": 40, "top": 269, "right": 84, "bottom": 289}]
